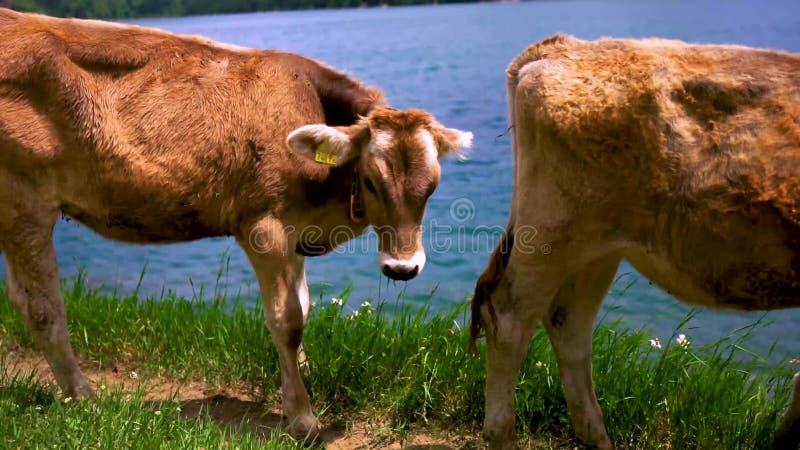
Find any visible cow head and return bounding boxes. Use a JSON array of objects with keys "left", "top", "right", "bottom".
[{"left": 286, "top": 108, "right": 472, "bottom": 281}]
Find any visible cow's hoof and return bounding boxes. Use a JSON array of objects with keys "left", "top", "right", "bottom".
[
  {"left": 283, "top": 413, "right": 321, "bottom": 442},
  {"left": 64, "top": 380, "right": 96, "bottom": 400},
  {"left": 586, "top": 439, "right": 614, "bottom": 450},
  {"left": 483, "top": 429, "right": 518, "bottom": 450},
  {"left": 580, "top": 433, "right": 613, "bottom": 450},
  {"left": 484, "top": 439, "right": 518, "bottom": 450}
]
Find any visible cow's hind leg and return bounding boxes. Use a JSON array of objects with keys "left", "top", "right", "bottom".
[
  {"left": 775, "top": 372, "right": 800, "bottom": 449},
  {"left": 480, "top": 285, "right": 544, "bottom": 449},
  {"left": 474, "top": 233, "right": 566, "bottom": 449},
  {"left": 2, "top": 215, "right": 93, "bottom": 398},
  {"left": 543, "top": 254, "right": 620, "bottom": 449}
]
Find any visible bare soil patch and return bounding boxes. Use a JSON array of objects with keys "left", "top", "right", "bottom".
[{"left": 2, "top": 351, "right": 478, "bottom": 449}]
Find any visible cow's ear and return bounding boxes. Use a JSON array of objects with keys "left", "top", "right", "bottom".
[
  {"left": 430, "top": 124, "right": 473, "bottom": 159},
  {"left": 286, "top": 124, "right": 360, "bottom": 166}
]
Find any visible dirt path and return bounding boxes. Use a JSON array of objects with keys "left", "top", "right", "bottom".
[{"left": 3, "top": 352, "right": 476, "bottom": 450}]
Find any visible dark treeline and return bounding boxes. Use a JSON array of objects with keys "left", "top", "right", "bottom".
[{"left": 6, "top": 0, "right": 478, "bottom": 19}]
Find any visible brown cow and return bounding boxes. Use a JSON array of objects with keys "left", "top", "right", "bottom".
[
  {"left": 471, "top": 35, "right": 800, "bottom": 449},
  {"left": 0, "top": 8, "right": 471, "bottom": 438}
]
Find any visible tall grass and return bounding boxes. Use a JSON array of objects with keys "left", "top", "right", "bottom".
[{"left": 0, "top": 273, "right": 794, "bottom": 448}]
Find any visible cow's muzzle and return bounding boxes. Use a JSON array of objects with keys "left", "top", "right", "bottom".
[{"left": 379, "top": 250, "right": 426, "bottom": 281}]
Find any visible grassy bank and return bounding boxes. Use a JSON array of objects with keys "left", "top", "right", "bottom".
[{"left": 0, "top": 274, "right": 795, "bottom": 448}]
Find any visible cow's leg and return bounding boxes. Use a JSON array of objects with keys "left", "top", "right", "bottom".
[
  {"left": 543, "top": 254, "right": 620, "bottom": 449},
  {"left": 1, "top": 215, "right": 93, "bottom": 398},
  {"left": 296, "top": 268, "right": 310, "bottom": 368},
  {"left": 241, "top": 240, "right": 318, "bottom": 439},
  {"left": 480, "top": 259, "right": 564, "bottom": 449},
  {"left": 775, "top": 372, "right": 800, "bottom": 449}
]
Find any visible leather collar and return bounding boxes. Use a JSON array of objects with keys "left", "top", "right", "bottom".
[{"left": 350, "top": 167, "right": 366, "bottom": 223}]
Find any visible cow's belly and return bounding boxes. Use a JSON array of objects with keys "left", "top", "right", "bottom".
[
  {"left": 625, "top": 249, "right": 730, "bottom": 308},
  {"left": 58, "top": 176, "right": 228, "bottom": 244},
  {"left": 0, "top": 148, "right": 220, "bottom": 244},
  {"left": 61, "top": 202, "right": 224, "bottom": 244},
  {"left": 626, "top": 248, "right": 800, "bottom": 311},
  {"left": 52, "top": 149, "right": 236, "bottom": 243},
  {"left": 623, "top": 210, "right": 800, "bottom": 311}
]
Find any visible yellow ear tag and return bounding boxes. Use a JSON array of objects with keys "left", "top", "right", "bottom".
[{"left": 314, "top": 142, "right": 337, "bottom": 165}]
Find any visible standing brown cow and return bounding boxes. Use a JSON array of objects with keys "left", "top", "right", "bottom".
[
  {"left": 472, "top": 35, "right": 800, "bottom": 449},
  {"left": 0, "top": 8, "right": 472, "bottom": 438}
]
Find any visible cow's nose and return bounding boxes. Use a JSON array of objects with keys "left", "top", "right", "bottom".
[
  {"left": 378, "top": 250, "right": 426, "bottom": 281},
  {"left": 382, "top": 264, "right": 420, "bottom": 281}
]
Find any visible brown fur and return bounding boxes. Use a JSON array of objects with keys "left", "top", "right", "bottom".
[
  {"left": 0, "top": 9, "right": 472, "bottom": 437},
  {"left": 501, "top": 34, "right": 800, "bottom": 311},
  {"left": 477, "top": 35, "right": 800, "bottom": 449},
  {"left": 0, "top": 8, "right": 389, "bottom": 244}
]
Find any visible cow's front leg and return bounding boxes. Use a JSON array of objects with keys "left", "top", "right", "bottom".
[
  {"left": 296, "top": 268, "right": 310, "bottom": 369},
  {"left": 2, "top": 215, "right": 94, "bottom": 399},
  {"left": 775, "top": 372, "right": 800, "bottom": 450},
  {"left": 240, "top": 226, "right": 317, "bottom": 439}
]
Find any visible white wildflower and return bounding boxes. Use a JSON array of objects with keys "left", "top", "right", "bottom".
[
  {"left": 676, "top": 334, "right": 690, "bottom": 348},
  {"left": 63, "top": 397, "right": 73, "bottom": 404},
  {"left": 360, "top": 301, "right": 372, "bottom": 309},
  {"left": 649, "top": 338, "right": 662, "bottom": 349},
  {"left": 348, "top": 310, "right": 359, "bottom": 319},
  {"left": 330, "top": 297, "right": 344, "bottom": 306},
  {"left": 129, "top": 371, "right": 138, "bottom": 379}
]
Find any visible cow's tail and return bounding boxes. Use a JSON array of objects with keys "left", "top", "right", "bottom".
[
  {"left": 469, "top": 221, "right": 514, "bottom": 354},
  {"left": 468, "top": 39, "right": 535, "bottom": 354}
]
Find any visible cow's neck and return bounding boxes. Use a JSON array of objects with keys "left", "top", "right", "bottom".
[{"left": 291, "top": 160, "right": 369, "bottom": 236}]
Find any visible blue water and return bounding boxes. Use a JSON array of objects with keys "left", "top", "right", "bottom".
[{"left": 2, "top": 0, "right": 799, "bottom": 361}]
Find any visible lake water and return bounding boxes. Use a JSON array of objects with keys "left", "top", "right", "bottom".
[{"left": 2, "top": 0, "right": 799, "bottom": 360}]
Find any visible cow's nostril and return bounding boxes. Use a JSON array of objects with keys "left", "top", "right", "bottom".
[{"left": 381, "top": 264, "right": 419, "bottom": 281}]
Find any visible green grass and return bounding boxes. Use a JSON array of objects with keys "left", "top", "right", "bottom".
[
  {"left": 0, "top": 273, "right": 795, "bottom": 449},
  {"left": 0, "top": 371, "right": 302, "bottom": 449}
]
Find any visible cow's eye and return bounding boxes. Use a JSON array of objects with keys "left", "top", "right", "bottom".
[{"left": 364, "top": 178, "right": 377, "bottom": 194}]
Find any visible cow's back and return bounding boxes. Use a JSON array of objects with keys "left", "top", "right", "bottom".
[
  {"left": 0, "top": 9, "right": 374, "bottom": 242},
  {"left": 507, "top": 35, "right": 800, "bottom": 310},
  {"left": 0, "top": 8, "right": 267, "bottom": 162}
]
